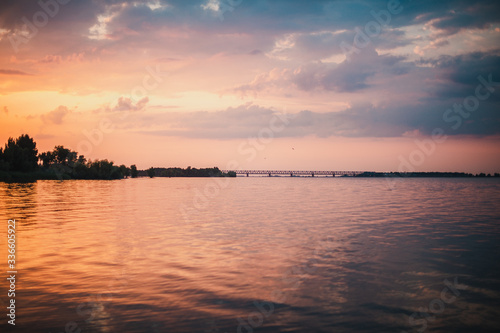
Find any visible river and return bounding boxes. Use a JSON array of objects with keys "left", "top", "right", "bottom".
[{"left": 0, "top": 177, "right": 499, "bottom": 332}]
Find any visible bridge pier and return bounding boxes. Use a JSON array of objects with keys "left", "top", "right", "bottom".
[
  {"left": 269, "top": 173, "right": 272, "bottom": 177},
  {"left": 246, "top": 173, "right": 249, "bottom": 177},
  {"left": 290, "top": 173, "right": 293, "bottom": 177}
]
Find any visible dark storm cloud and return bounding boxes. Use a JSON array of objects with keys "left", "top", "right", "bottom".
[
  {"left": 418, "top": 50, "right": 500, "bottom": 100},
  {"left": 1, "top": 0, "right": 498, "bottom": 60},
  {"left": 426, "top": 1, "right": 500, "bottom": 36},
  {"left": 432, "top": 51, "right": 500, "bottom": 86},
  {"left": 1, "top": 0, "right": 498, "bottom": 34}
]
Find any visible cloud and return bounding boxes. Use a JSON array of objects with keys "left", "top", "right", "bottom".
[
  {"left": 414, "top": 38, "right": 449, "bottom": 56},
  {"left": 38, "top": 55, "right": 63, "bottom": 64},
  {"left": 1, "top": 0, "right": 500, "bottom": 142},
  {"left": 0, "top": 1, "right": 497, "bottom": 83},
  {"left": 135, "top": 103, "right": 294, "bottom": 139},
  {"left": 92, "top": 96, "right": 150, "bottom": 114},
  {"left": 124, "top": 99, "right": 500, "bottom": 140},
  {"left": 0, "top": 69, "right": 31, "bottom": 75},
  {"left": 248, "top": 49, "right": 262, "bottom": 55},
  {"left": 418, "top": 49, "right": 500, "bottom": 99},
  {"left": 113, "top": 96, "right": 149, "bottom": 112},
  {"left": 266, "top": 28, "right": 414, "bottom": 62},
  {"left": 112, "top": 96, "right": 149, "bottom": 112},
  {"left": 1, "top": 0, "right": 498, "bottom": 45},
  {"left": 35, "top": 133, "right": 55, "bottom": 140},
  {"left": 1, "top": 0, "right": 491, "bottom": 70},
  {"left": 233, "top": 46, "right": 409, "bottom": 95},
  {"left": 3, "top": 106, "right": 8, "bottom": 114},
  {"left": 41, "top": 105, "right": 71, "bottom": 125},
  {"left": 428, "top": 4, "right": 499, "bottom": 37}
]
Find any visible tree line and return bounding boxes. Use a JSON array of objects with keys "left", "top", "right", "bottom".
[
  {"left": 0, "top": 134, "right": 138, "bottom": 181},
  {"left": 0, "top": 134, "right": 235, "bottom": 182},
  {"left": 355, "top": 171, "right": 500, "bottom": 178},
  {"left": 145, "top": 167, "right": 236, "bottom": 178}
]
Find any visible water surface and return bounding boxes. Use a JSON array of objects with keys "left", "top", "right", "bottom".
[{"left": 0, "top": 178, "right": 499, "bottom": 332}]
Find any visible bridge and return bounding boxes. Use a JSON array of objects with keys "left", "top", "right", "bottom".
[{"left": 221, "top": 170, "right": 367, "bottom": 177}]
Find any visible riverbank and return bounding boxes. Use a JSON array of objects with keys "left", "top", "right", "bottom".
[
  {"left": 355, "top": 171, "right": 500, "bottom": 178},
  {"left": 0, "top": 170, "right": 71, "bottom": 182}
]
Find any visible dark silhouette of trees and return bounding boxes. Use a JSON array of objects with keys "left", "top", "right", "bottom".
[
  {"left": 147, "top": 167, "right": 155, "bottom": 178},
  {"left": 130, "top": 165, "right": 138, "bottom": 178},
  {"left": 0, "top": 134, "right": 130, "bottom": 181},
  {"left": 156, "top": 167, "right": 235, "bottom": 177},
  {"left": 1, "top": 135, "right": 237, "bottom": 181},
  {"left": 39, "top": 151, "right": 55, "bottom": 167},
  {"left": 51, "top": 146, "right": 77, "bottom": 166},
  {"left": 83, "top": 159, "right": 123, "bottom": 180},
  {"left": 0, "top": 150, "right": 7, "bottom": 171},
  {"left": 0, "top": 134, "right": 38, "bottom": 172},
  {"left": 119, "top": 165, "right": 131, "bottom": 178},
  {"left": 354, "top": 171, "right": 500, "bottom": 178},
  {"left": 7, "top": 134, "right": 497, "bottom": 182}
]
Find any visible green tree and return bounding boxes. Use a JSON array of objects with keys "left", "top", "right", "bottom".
[{"left": 130, "top": 165, "right": 138, "bottom": 178}]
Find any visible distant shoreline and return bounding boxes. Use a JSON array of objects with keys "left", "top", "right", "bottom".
[
  {"left": 225, "top": 171, "right": 500, "bottom": 178},
  {"left": 1, "top": 135, "right": 498, "bottom": 182},
  {"left": 0, "top": 134, "right": 238, "bottom": 182},
  {"left": 0, "top": 167, "right": 235, "bottom": 183},
  {"left": 1, "top": 170, "right": 499, "bottom": 183},
  {"left": 355, "top": 171, "right": 500, "bottom": 178}
]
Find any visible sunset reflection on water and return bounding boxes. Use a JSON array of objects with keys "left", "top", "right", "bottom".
[{"left": 1, "top": 178, "right": 499, "bottom": 332}]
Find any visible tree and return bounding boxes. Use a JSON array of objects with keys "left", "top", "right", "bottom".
[
  {"left": 86, "top": 159, "right": 122, "bottom": 180},
  {"left": 1, "top": 134, "right": 38, "bottom": 172},
  {"left": 53, "top": 146, "right": 71, "bottom": 165},
  {"left": 130, "top": 165, "right": 138, "bottom": 178},
  {"left": 119, "top": 164, "right": 130, "bottom": 178},
  {"left": 0, "top": 136, "right": 134, "bottom": 180},
  {"left": 147, "top": 167, "right": 155, "bottom": 178},
  {"left": 0, "top": 147, "right": 8, "bottom": 171},
  {"left": 39, "top": 151, "right": 55, "bottom": 168}
]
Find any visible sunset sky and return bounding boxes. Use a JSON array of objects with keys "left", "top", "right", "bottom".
[{"left": 1, "top": 0, "right": 500, "bottom": 172}]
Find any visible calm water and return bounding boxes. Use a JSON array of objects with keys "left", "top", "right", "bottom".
[{"left": 0, "top": 178, "right": 500, "bottom": 332}]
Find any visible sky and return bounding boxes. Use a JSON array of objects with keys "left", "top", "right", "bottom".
[{"left": 1, "top": 0, "right": 500, "bottom": 172}]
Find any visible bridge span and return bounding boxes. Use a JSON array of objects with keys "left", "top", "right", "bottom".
[{"left": 221, "top": 170, "right": 367, "bottom": 177}]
